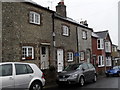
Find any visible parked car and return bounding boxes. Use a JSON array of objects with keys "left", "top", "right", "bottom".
[
  {"left": 105, "top": 66, "right": 120, "bottom": 77},
  {"left": 0, "top": 62, "right": 45, "bottom": 90},
  {"left": 56, "top": 62, "right": 97, "bottom": 86}
]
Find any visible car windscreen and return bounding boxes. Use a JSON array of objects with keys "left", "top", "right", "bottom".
[
  {"left": 64, "top": 64, "right": 81, "bottom": 71},
  {"left": 113, "top": 66, "right": 119, "bottom": 69}
]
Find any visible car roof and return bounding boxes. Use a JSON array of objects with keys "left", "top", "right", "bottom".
[{"left": 0, "top": 62, "right": 34, "bottom": 65}]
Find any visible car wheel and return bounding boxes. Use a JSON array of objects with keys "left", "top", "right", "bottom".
[
  {"left": 79, "top": 76, "right": 85, "bottom": 86},
  {"left": 30, "top": 82, "right": 42, "bottom": 90},
  {"left": 93, "top": 74, "right": 97, "bottom": 82}
]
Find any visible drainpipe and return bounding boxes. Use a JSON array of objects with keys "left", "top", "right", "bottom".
[
  {"left": 76, "top": 26, "right": 79, "bottom": 63},
  {"left": 52, "top": 12, "right": 56, "bottom": 68}
]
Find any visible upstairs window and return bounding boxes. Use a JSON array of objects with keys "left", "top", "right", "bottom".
[
  {"left": 105, "top": 41, "right": 111, "bottom": 52},
  {"left": 67, "top": 52, "right": 73, "bottom": 62},
  {"left": 62, "top": 25, "right": 69, "bottom": 36},
  {"left": 82, "top": 30, "right": 87, "bottom": 39},
  {"left": 97, "top": 39, "right": 104, "bottom": 49},
  {"left": 22, "top": 46, "right": 34, "bottom": 60},
  {"left": 29, "top": 11, "right": 40, "bottom": 25}
]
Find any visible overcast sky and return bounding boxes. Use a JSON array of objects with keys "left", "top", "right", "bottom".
[{"left": 32, "top": 0, "right": 119, "bottom": 45}]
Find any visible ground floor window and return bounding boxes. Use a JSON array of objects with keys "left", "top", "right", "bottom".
[
  {"left": 22, "top": 46, "right": 34, "bottom": 60},
  {"left": 67, "top": 52, "right": 73, "bottom": 62},
  {"left": 80, "top": 51, "right": 85, "bottom": 61},
  {"left": 98, "top": 55, "right": 104, "bottom": 67},
  {"left": 106, "top": 57, "right": 111, "bottom": 66}
]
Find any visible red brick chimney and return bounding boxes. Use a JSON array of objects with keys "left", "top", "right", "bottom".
[{"left": 56, "top": 0, "right": 67, "bottom": 17}]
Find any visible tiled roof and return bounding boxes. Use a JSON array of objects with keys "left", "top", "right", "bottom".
[{"left": 95, "top": 30, "right": 108, "bottom": 39}]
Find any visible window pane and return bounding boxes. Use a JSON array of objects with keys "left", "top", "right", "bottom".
[
  {"left": 22, "top": 46, "right": 34, "bottom": 60},
  {"left": 82, "top": 63, "right": 88, "bottom": 70},
  {"left": 26, "top": 65, "right": 33, "bottom": 73},
  {"left": 29, "top": 11, "right": 40, "bottom": 25},
  {"left": 22, "top": 48, "right": 27, "bottom": 57},
  {"left": 15, "top": 64, "right": 28, "bottom": 75},
  {"left": 63, "top": 25, "right": 69, "bottom": 36},
  {"left": 28, "top": 48, "right": 32, "bottom": 57},
  {"left": 67, "top": 52, "right": 73, "bottom": 61},
  {"left": 42, "top": 47, "right": 46, "bottom": 54},
  {"left": 0, "top": 64, "right": 12, "bottom": 76}
]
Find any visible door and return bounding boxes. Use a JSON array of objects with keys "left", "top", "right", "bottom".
[
  {"left": 0, "top": 64, "right": 14, "bottom": 89},
  {"left": 57, "top": 49, "right": 64, "bottom": 72},
  {"left": 40, "top": 46, "right": 49, "bottom": 69}
]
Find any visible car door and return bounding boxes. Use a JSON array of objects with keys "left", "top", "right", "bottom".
[
  {"left": 87, "top": 63, "right": 95, "bottom": 80},
  {"left": 14, "top": 64, "right": 34, "bottom": 89},
  {"left": 0, "top": 64, "right": 14, "bottom": 89},
  {"left": 81, "top": 63, "right": 89, "bottom": 81}
]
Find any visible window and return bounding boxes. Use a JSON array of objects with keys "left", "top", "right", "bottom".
[
  {"left": 22, "top": 46, "right": 34, "bottom": 60},
  {"left": 0, "top": 64, "right": 12, "bottom": 76},
  {"left": 42, "top": 47, "right": 46, "bottom": 54},
  {"left": 15, "top": 64, "right": 33, "bottom": 75},
  {"left": 105, "top": 41, "right": 111, "bottom": 52},
  {"left": 106, "top": 57, "right": 111, "bottom": 66},
  {"left": 97, "top": 39, "right": 104, "bottom": 49},
  {"left": 62, "top": 25, "right": 69, "bottom": 36},
  {"left": 82, "top": 31, "right": 87, "bottom": 39},
  {"left": 29, "top": 11, "right": 40, "bottom": 25},
  {"left": 67, "top": 52, "right": 73, "bottom": 62},
  {"left": 98, "top": 56, "right": 104, "bottom": 67},
  {"left": 80, "top": 52, "right": 85, "bottom": 61}
]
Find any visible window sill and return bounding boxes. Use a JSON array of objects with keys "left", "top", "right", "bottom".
[
  {"left": 68, "top": 60, "right": 73, "bottom": 62},
  {"left": 98, "top": 65, "right": 104, "bottom": 67},
  {"left": 22, "top": 57, "right": 34, "bottom": 60}
]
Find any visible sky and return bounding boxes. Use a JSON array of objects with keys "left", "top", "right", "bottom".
[{"left": 32, "top": 0, "right": 119, "bottom": 45}]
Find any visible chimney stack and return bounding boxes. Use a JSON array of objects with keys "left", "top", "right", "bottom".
[
  {"left": 59, "top": 0, "right": 64, "bottom": 5},
  {"left": 56, "top": 0, "right": 67, "bottom": 17}
]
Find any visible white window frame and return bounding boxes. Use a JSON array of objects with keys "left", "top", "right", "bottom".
[
  {"left": 97, "top": 39, "right": 104, "bottom": 49},
  {"left": 80, "top": 51, "right": 85, "bottom": 61},
  {"left": 22, "top": 46, "right": 34, "bottom": 60},
  {"left": 29, "top": 11, "right": 40, "bottom": 25},
  {"left": 62, "top": 25, "right": 69, "bottom": 36},
  {"left": 98, "top": 55, "right": 104, "bottom": 67},
  {"left": 67, "top": 52, "right": 73, "bottom": 62},
  {"left": 105, "top": 41, "right": 111, "bottom": 52},
  {"left": 82, "top": 31, "right": 87, "bottom": 39},
  {"left": 106, "top": 57, "right": 111, "bottom": 66}
]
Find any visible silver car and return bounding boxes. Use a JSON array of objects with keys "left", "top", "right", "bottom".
[
  {"left": 56, "top": 62, "right": 97, "bottom": 86},
  {"left": 0, "top": 62, "right": 45, "bottom": 90}
]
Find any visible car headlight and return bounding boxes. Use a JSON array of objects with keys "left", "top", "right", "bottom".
[{"left": 70, "top": 74, "right": 78, "bottom": 78}]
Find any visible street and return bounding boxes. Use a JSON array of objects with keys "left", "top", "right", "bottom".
[{"left": 44, "top": 76, "right": 120, "bottom": 90}]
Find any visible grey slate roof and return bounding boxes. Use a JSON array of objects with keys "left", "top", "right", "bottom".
[{"left": 95, "top": 30, "right": 108, "bottom": 39}]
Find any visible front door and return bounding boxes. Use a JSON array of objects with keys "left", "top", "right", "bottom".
[
  {"left": 57, "top": 49, "right": 64, "bottom": 72},
  {"left": 40, "top": 46, "right": 49, "bottom": 69}
]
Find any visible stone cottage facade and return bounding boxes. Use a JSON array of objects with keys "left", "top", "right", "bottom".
[
  {"left": 0, "top": 0, "right": 94, "bottom": 73},
  {"left": 1, "top": 2, "right": 54, "bottom": 69}
]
